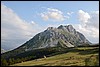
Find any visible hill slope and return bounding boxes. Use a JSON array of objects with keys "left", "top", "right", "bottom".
[
  {"left": 11, "top": 46, "right": 99, "bottom": 66},
  {"left": 1, "top": 25, "right": 93, "bottom": 66},
  {"left": 1, "top": 25, "right": 91, "bottom": 60}
]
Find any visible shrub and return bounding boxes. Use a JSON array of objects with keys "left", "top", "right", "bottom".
[
  {"left": 85, "top": 55, "right": 99, "bottom": 66},
  {"left": 1, "top": 59, "right": 8, "bottom": 66}
]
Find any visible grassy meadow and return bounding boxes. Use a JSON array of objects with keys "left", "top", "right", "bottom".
[{"left": 11, "top": 46, "right": 99, "bottom": 66}]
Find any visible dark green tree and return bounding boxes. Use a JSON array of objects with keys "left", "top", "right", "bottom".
[
  {"left": 1, "top": 59, "right": 8, "bottom": 66},
  {"left": 8, "top": 58, "right": 14, "bottom": 65}
]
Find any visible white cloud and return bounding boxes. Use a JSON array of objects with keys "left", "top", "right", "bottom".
[
  {"left": 31, "top": 21, "right": 36, "bottom": 25},
  {"left": 87, "top": 11, "right": 99, "bottom": 29},
  {"left": 73, "top": 24, "right": 99, "bottom": 43},
  {"left": 67, "top": 12, "right": 74, "bottom": 15},
  {"left": 40, "top": 13, "right": 49, "bottom": 21},
  {"left": 1, "top": 3, "right": 43, "bottom": 50},
  {"left": 75, "top": 10, "right": 99, "bottom": 43},
  {"left": 47, "top": 8, "right": 63, "bottom": 14},
  {"left": 40, "top": 8, "right": 68, "bottom": 22},
  {"left": 78, "top": 10, "right": 90, "bottom": 24},
  {"left": 64, "top": 16, "right": 70, "bottom": 19}
]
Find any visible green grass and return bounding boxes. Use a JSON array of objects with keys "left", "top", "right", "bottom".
[{"left": 11, "top": 46, "right": 99, "bottom": 66}]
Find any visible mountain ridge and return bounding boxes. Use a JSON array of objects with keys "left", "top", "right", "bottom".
[
  {"left": 18, "top": 25, "right": 91, "bottom": 50},
  {"left": 1, "top": 24, "right": 94, "bottom": 66},
  {"left": 1, "top": 25, "right": 91, "bottom": 56}
]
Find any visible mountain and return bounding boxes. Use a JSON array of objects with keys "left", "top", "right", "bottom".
[
  {"left": 1, "top": 25, "right": 90, "bottom": 57},
  {"left": 1, "top": 25, "right": 91, "bottom": 55},
  {"left": 1, "top": 24, "right": 92, "bottom": 66},
  {"left": 17, "top": 25, "right": 91, "bottom": 51}
]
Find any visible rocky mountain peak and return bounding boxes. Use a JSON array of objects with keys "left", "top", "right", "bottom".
[
  {"left": 57, "top": 25, "right": 76, "bottom": 34},
  {"left": 15, "top": 24, "right": 91, "bottom": 51},
  {"left": 66, "top": 25, "right": 76, "bottom": 34},
  {"left": 47, "top": 27, "right": 54, "bottom": 30},
  {"left": 57, "top": 25, "right": 64, "bottom": 29},
  {"left": 47, "top": 27, "right": 57, "bottom": 31},
  {"left": 67, "top": 25, "right": 73, "bottom": 28}
]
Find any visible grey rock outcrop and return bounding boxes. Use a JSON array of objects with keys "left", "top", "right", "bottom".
[{"left": 17, "top": 25, "right": 91, "bottom": 51}]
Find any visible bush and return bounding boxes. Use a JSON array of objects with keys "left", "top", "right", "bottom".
[
  {"left": 85, "top": 55, "right": 99, "bottom": 66},
  {"left": 1, "top": 59, "right": 8, "bottom": 66}
]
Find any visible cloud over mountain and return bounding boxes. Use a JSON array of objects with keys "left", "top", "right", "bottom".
[
  {"left": 1, "top": 3, "right": 42, "bottom": 50},
  {"left": 74, "top": 10, "right": 99, "bottom": 43},
  {"left": 40, "top": 8, "right": 69, "bottom": 22}
]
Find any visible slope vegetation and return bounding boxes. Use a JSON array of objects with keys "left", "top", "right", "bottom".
[{"left": 11, "top": 46, "right": 99, "bottom": 66}]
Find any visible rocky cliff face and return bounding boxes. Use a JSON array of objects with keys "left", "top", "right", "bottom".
[{"left": 17, "top": 25, "right": 91, "bottom": 51}]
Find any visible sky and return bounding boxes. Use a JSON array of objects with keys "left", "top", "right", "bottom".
[{"left": 1, "top": 1, "right": 99, "bottom": 51}]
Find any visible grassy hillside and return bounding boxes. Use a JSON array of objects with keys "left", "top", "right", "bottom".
[{"left": 11, "top": 46, "right": 99, "bottom": 66}]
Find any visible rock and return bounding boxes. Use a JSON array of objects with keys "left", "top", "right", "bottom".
[{"left": 16, "top": 25, "right": 91, "bottom": 51}]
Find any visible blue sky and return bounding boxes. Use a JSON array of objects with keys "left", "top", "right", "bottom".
[
  {"left": 2, "top": 1, "right": 99, "bottom": 25},
  {"left": 1, "top": 1, "right": 99, "bottom": 50}
]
